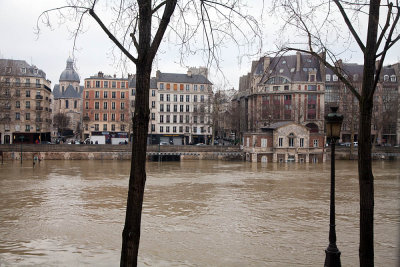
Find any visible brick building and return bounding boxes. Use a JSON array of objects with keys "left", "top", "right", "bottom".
[{"left": 82, "top": 72, "right": 129, "bottom": 143}]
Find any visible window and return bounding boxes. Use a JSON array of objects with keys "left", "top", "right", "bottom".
[
  {"left": 166, "top": 126, "right": 170, "bottom": 133},
  {"left": 96, "top": 81, "right": 100, "bottom": 88},
  {"left": 180, "top": 115, "right": 183, "bottom": 123},
  {"left": 193, "top": 105, "right": 198, "bottom": 112},
  {"left": 200, "top": 85, "right": 204, "bottom": 91},
  {"left": 384, "top": 75, "right": 389, "bottom": 81},
  {"left": 121, "top": 114, "right": 125, "bottom": 121},
  {"left": 194, "top": 95, "right": 198, "bottom": 102},
  {"left": 186, "top": 84, "right": 190, "bottom": 91},
  {"left": 121, "top": 92, "right": 125, "bottom": 99},
  {"left": 103, "top": 114, "right": 107, "bottom": 121},
  {"left": 160, "top": 83, "right": 164, "bottom": 90},
  {"left": 104, "top": 91, "right": 108, "bottom": 98},
  {"left": 261, "top": 139, "right": 267, "bottom": 148},
  {"left": 185, "top": 115, "right": 190, "bottom": 123},
  {"left": 65, "top": 100, "right": 69, "bottom": 108},
  {"left": 167, "top": 104, "right": 170, "bottom": 112},
  {"left": 186, "top": 95, "right": 190, "bottom": 102},
  {"left": 112, "top": 92, "right": 116, "bottom": 98},
  {"left": 151, "top": 124, "right": 155, "bottom": 132},
  {"left": 16, "top": 89, "right": 20, "bottom": 96},
  {"left": 180, "top": 95, "right": 184, "bottom": 102},
  {"left": 74, "top": 100, "right": 77, "bottom": 109},
  {"left": 121, "top": 125, "right": 125, "bottom": 131},
  {"left": 193, "top": 126, "right": 197, "bottom": 133},
  {"left": 25, "top": 125, "right": 30, "bottom": 131},
  {"left": 166, "top": 94, "right": 170, "bottom": 101},
  {"left": 151, "top": 101, "right": 155, "bottom": 108},
  {"left": 95, "top": 91, "right": 100, "bottom": 98},
  {"left": 21, "top": 68, "right": 26, "bottom": 74},
  {"left": 16, "top": 101, "right": 20, "bottom": 108},
  {"left": 278, "top": 137, "right": 283, "bottom": 147},
  {"left": 103, "top": 124, "right": 107, "bottom": 131},
  {"left": 36, "top": 79, "right": 40, "bottom": 87},
  {"left": 160, "top": 94, "right": 164, "bottom": 101},
  {"left": 111, "top": 114, "right": 115, "bottom": 121},
  {"left": 194, "top": 85, "right": 198, "bottom": 91},
  {"left": 174, "top": 94, "right": 177, "bottom": 102},
  {"left": 112, "top": 102, "right": 116, "bottom": 110},
  {"left": 160, "top": 126, "right": 164, "bottom": 132},
  {"left": 160, "top": 104, "right": 164, "bottom": 112},
  {"left": 200, "top": 95, "right": 205, "bottom": 102},
  {"left": 390, "top": 75, "right": 396, "bottom": 82},
  {"left": 26, "top": 90, "right": 30, "bottom": 97},
  {"left": 121, "top": 81, "right": 125, "bottom": 88},
  {"left": 151, "top": 113, "right": 155, "bottom": 120},
  {"left": 180, "top": 105, "right": 184, "bottom": 112},
  {"left": 173, "top": 115, "right": 177, "bottom": 123},
  {"left": 160, "top": 115, "right": 164, "bottom": 123},
  {"left": 186, "top": 126, "right": 189, "bottom": 132},
  {"left": 16, "top": 112, "right": 20, "bottom": 120},
  {"left": 95, "top": 124, "right": 99, "bottom": 131},
  {"left": 284, "top": 85, "right": 289, "bottom": 91},
  {"left": 131, "top": 89, "right": 135, "bottom": 96},
  {"left": 121, "top": 102, "right": 125, "bottom": 110},
  {"left": 86, "top": 81, "right": 91, "bottom": 88},
  {"left": 173, "top": 105, "right": 177, "bottom": 112},
  {"left": 332, "top": 75, "right": 338, "bottom": 81},
  {"left": 104, "top": 102, "right": 108, "bottom": 109},
  {"left": 95, "top": 113, "right": 99, "bottom": 121},
  {"left": 273, "top": 86, "right": 280, "bottom": 91},
  {"left": 26, "top": 113, "right": 30, "bottom": 120},
  {"left": 95, "top": 102, "right": 100, "bottom": 109},
  {"left": 25, "top": 79, "right": 30, "bottom": 86},
  {"left": 152, "top": 90, "right": 156, "bottom": 97},
  {"left": 112, "top": 81, "right": 116, "bottom": 88},
  {"left": 307, "top": 94, "right": 317, "bottom": 120},
  {"left": 104, "top": 81, "right": 109, "bottom": 88},
  {"left": 289, "top": 137, "right": 294, "bottom": 147},
  {"left": 85, "top": 91, "right": 89, "bottom": 98},
  {"left": 300, "top": 138, "right": 304, "bottom": 147},
  {"left": 111, "top": 124, "right": 115, "bottom": 131},
  {"left": 307, "top": 85, "right": 317, "bottom": 91},
  {"left": 173, "top": 126, "right": 177, "bottom": 133},
  {"left": 313, "top": 139, "right": 319, "bottom": 147},
  {"left": 166, "top": 115, "right": 170, "bottom": 123},
  {"left": 179, "top": 126, "right": 183, "bottom": 133},
  {"left": 26, "top": 101, "right": 30, "bottom": 108},
  {"left": 186, "top": 105, "right": 190, "bottom": 112},
  {"left": 194, "top": 116, "right": 198, "bottom": 123}
]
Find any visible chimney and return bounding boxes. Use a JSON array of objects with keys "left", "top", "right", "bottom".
[
  {"left": 296, "top": 52, "right": 301, "bottom": 72},
  {"left": 113, "top": 74, "right": 116, "bottom": 78},
  {"left": 98, "top": 71, "right": 103, "bottom": 77},
  {"left": 156, "top": 70, "right": 161, "bottom": 79},
  {"left": 263, "top": 57, "right": 270, "bottom": 73},
  {"left": 187, "top": 70, "right": 192, "bottom": 77}
]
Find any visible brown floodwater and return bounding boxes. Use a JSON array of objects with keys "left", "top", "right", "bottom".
[{"left": 0, "top": 160, "right": 399, "bottom": 266}]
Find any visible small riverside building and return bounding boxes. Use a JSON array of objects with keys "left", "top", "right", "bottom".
[{"left": 243, "top": 121, "right": 325, "bottom": 163}]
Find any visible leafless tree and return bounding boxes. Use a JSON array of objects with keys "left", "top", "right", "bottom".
[
  {"left": 37, "top": 1, "right": 262, "bottom": 265},
  {"left": 53, "top": 112, "right": 71, "bottom": 135},
  {"left": 273, "top": 1, "right": 400, "bottom": 266}
]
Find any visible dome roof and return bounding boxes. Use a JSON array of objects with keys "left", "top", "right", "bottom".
[{"left": 59, "top": 57, "right": 80, "bottom": 82}]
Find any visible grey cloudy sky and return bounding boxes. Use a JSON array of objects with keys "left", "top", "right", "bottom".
[{"left": 1, "top": 1, "right": 399, "bottom": 90}]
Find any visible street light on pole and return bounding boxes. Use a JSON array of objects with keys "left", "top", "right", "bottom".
[{"left": 324, "top": 106, "right": 343, "bottom": 267}]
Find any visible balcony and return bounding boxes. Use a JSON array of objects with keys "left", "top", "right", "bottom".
[{"left": 35, "top": 95, "right": 43, "bottom": 100}]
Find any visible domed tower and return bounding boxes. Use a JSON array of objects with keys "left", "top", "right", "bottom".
[{"left": 59, "top": 57, "right": 80, "bottom": 94}]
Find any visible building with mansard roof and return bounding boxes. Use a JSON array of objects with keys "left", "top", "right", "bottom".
[
  {"left": 0, "top": 59, "right": 52, "bottom": 144},
  {"left": 52, "top": 57, "right": 84, "bottom": 138}
]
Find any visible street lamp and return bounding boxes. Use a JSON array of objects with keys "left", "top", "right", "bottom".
[{"left": 324, "top": 106, "right": 343, "bottom": 267}]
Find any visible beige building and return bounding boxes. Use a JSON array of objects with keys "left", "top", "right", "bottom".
[
  {"left": 0, "top": 59, "right": 52, "bottom": 144},
  {"left": 52, "top": 57, "right": 84, "bottom": 138}
]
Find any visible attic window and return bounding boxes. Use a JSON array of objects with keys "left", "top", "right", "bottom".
[
  {"left": 391, "top": 75, "right": 396, "bottom": 82},
  {"left": 279, "top": 69, "right": 284, "bottom": 73},
  {"left": 34, "top": 69, "right": 38, "bottom": 74},
  {"left": 383, "top": 75, "right": 389, "bottom": 81},
  {"left": 282, "top": 60, "right": 286, "bottom": 64},
  {"left": 307, "top": 59, "right": 312, "bottom": 63},
  {"left": 353, "top": 74, "right": 358, "bottom": 81},
  {"left": 290, "top": 68, "right": 295, "bottom": 72},
  {"left": 325, "top": 74, "right": 331, "bottom": 81},
  {"left": 21, "top": 68, "right": 26, "bottom": 73},
  {"left": 332, "top": 75, "right": 338, "bottom": 81}
]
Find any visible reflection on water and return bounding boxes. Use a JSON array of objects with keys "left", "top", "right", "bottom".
[{"left": 0, "top": 160, "right": 399, "bottom": 266}]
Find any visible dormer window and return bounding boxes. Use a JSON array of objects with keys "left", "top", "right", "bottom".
[
  {"left": 279, "top": 69, "right": 284, "bottom": 73},
  {"left": 309, "top": 74, "right": 316, "bottom": 82},
  {"left": 282, "top": 60, "right": 286, "bottom": 64},
  {"left": 21, "top": 68, "right": 26, "bottom": 74},
  {"left": 326, "top": 74, "right": 331, "bottom": 81},
  {"left": 6, "top": 67, "right": 11, "bottom": 73},
  {"left": 383, "top": 75, "right": 389, "bottom": 81},
  {"left": 353, "top": 74, "right": 358, "bottom": 81},
  {"left": 390, "top": 75, "right": 396, "bottom": 82},
  {"left": 332, "top": 75, "right": 338, "bottom": 81}
]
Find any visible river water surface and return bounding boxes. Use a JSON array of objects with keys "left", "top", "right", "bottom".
[{"left": 0, "top": 160, "right": 399, "bottom": 266}]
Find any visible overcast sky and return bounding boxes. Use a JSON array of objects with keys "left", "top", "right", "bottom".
[{"left": 1, "top": 1, "right": 399, "bottom": 91}]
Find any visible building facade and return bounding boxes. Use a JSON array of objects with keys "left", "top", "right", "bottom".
[
  {"left": 0, "top": 59, "right": 52, "bottom": 144},
  {"left": 52, "top": 57, "right": 84, "bottom": 138},
  {"left": 243, "top": 122, "right": 325, "bottom": 163},
  {"left": 82, "top": 72, "right": 129, "bottom": 143}
]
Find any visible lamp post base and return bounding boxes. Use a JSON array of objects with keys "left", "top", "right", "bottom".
[{"left": 324, "top": 245, "right": 341, "bottom": 267}]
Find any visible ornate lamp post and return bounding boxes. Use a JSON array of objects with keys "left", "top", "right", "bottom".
[{"left": 324, "top": 107, "right": 343, "bottom": 267}]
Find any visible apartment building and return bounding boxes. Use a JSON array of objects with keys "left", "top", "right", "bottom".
[
  {"left": 149, "top": 70, "right": 213, "bottom": 145},
  {"left": 325, "top": 61, "right": 399, "bottom": 145},
  {"left": 82, "top": 72, "right": 129, "bottom": 143},
  {"left": 0, "top": 59, "right": 52, "bottom": 144},
  {"left": 52, "top": 57, "right": 84, "bottom": 138}
]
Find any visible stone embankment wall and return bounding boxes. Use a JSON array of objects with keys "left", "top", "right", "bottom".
[
  {"left": 0, "top": 144, "right": 243, "bottom": 161},
  {"left": 328, "top": 146, "right": 400, "bottom": 160}
]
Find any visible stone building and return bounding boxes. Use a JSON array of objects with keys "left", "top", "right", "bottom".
[
  {"left": 236, "top": 52, "right": 326, "bottom": 135},
  {"left": 82, "top": 72, "right": 129, "bottom": 143},
  {"left": 325, "top": 61, "right": 399, "bottom": 145},
  {"left": 52, "top": 57, "right": 84, "bottom": 138},
  {"left": 0, "top": 59, "right": 52, "bottom": 144},
  {"left": 243, "top": 121, "right": 325, "bottom": 163}
]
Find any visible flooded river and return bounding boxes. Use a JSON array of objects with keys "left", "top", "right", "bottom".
[{"left": 0, "top": 160, "right": 399, "bottom": 266}]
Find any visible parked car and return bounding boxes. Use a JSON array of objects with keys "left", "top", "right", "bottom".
[
  {"left": 160, "top": 141, "right": 169, "bottom": 145},
  {"left": 196, "top": 143, "right": 206, "bottom": 146}
]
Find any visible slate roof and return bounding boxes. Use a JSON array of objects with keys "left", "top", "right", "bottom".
[
  {"left": 157, "top": 71, "right": 212, "bottom": 84},
  {"left": 53, "top": 84, "right": 84, "bottom": 99},
  {"left": 129, "top": 77, "right": 158, "bottom": 88},
  {"left": 261, "top": 121, "right": 294, "bottom": 130},
  {"left": 0, "top": 59, "right": 47, "bottom": 79},
  {"left": 254, "top": 54, "right": 322, "bottom": 84},
  {"left": 59, "top": 57, "right": 80, "bottom": 82},
  {"left": 326, "top": 62, "right": 397, "bottom": 80}
]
